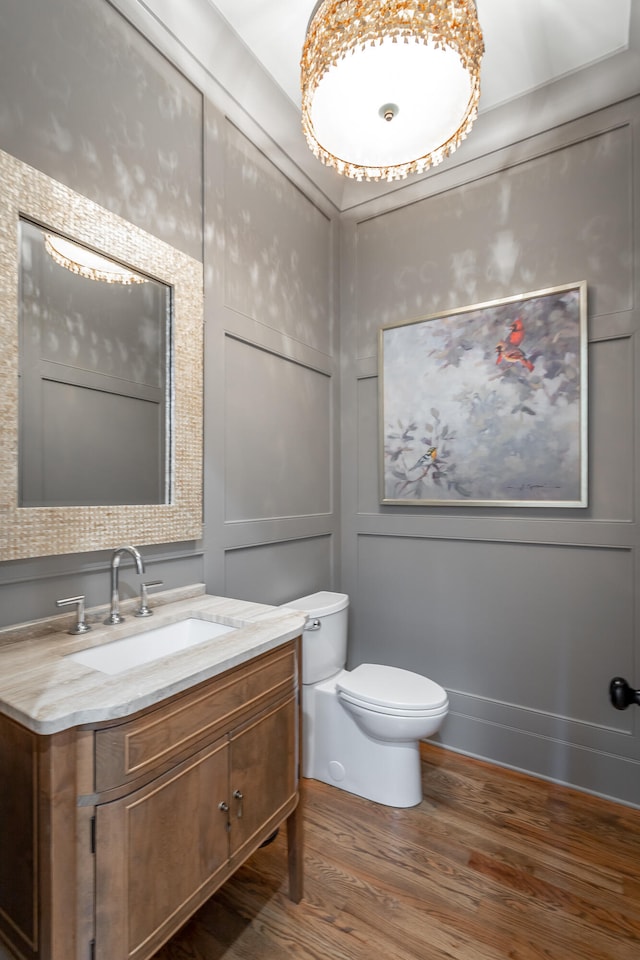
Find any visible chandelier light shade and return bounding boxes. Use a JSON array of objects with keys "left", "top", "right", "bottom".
[
  {"left": 44, "top": 233, "right": 146, "bottom": 284},
  {"left": 300, "top": 0, "right": 484, "bottom": 182}
]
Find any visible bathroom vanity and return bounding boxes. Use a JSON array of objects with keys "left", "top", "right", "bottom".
[{"left": 0, "top": 588, "right": 305, "bottom": 960}]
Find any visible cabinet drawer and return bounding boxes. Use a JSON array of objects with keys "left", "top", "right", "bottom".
[{"left": 94, "top": 641, "right": 297, "bottom": 793}]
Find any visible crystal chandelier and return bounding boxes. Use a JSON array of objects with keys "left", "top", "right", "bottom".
[{"left": 300, "top": 0, "right": 484, "bottom": 182}]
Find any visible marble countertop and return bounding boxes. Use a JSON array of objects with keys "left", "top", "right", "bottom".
[{"left": 0, "top": 585, "right": 306, "bottom": 735}]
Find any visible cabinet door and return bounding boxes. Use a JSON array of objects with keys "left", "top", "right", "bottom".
[
  {"left": 95, "top": 737, "right": 229, "bottom": 960},
  {"left": 228, "top": 693, "right": 297, "bottom": 863}
]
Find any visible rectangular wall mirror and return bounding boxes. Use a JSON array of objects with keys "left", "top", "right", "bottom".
[
  {"left": 0, "top": 149, "right": 203, "bottom": 560},
  {"left": 19, "top": 219, "right": 172, "bottom": 508}
]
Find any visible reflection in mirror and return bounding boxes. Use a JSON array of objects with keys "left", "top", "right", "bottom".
[{"left": 19, "top": 219, "right": 172, "bottom": 507}]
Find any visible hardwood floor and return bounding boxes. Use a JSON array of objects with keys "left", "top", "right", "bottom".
[{"left": 153, "top": 744, "right": 640, "bottom": 960}]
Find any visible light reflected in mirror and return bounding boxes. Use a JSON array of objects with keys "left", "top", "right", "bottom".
[{"left": 19, "top": 219, "right": 172, "bottom": 507}]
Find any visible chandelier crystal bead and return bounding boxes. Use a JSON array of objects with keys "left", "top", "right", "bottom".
[{"left": 301, "top": 0, "right": 484, "bottom": 182}]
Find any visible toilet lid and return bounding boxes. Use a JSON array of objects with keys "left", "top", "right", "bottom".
[
  {"left": 282, "top": 591, "right": 348, "bottom": 618},
  {"left": 337, "top": 663, "right": 448, "bottom": 711}
]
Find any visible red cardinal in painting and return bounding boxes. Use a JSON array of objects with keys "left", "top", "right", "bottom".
[
  {"left": 496, "top": 341, "right": 534, "bottom": 372},
  {"left": 507, "top": 317, "right": 525, "bottom": 347}
]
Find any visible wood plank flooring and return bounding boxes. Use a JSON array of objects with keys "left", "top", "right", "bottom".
[{"left": 152, "top": 744, "right": 640, "bottom": 960}]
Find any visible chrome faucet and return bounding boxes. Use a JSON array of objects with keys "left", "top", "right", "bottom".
[{"left": 105, "top": 545, "right": 145, "bottom": 624}]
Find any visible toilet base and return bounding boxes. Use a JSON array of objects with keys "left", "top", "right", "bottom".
[{"left": 302, "top": 675, "right": 424, "bottom": 808}]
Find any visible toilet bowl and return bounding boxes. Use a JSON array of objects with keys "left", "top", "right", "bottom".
[
  {"left": 338, "top": 663, "right": 448, "bottom": 741},
  {"left": 282, "top": 592, "right": 449, "bottom": 808}
]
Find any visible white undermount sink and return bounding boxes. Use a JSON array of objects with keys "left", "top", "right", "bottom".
[{"left": 66, "top": 617, "right": 238, "bottom": 675}]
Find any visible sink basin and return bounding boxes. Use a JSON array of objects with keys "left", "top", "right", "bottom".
[{"left": 67, "top": 618, "right": 238, "bottom": 675}]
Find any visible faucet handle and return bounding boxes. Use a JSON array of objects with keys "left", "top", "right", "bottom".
[
  {"left": 56, "top": 595, "right": 92, "bottom": 635},
  {"left": 135, "top": 580, "right": 164, "bottom": 618}
]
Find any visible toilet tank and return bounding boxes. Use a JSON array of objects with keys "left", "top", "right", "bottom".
[{"left": 281, "top": 591, "right": 349, "bottom": 684}]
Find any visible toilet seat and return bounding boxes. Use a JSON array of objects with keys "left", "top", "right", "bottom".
[
  {"left": 338, "top": 692, "right": 448, "bottom": 718},
  {"left": 337, "top": 663, "right": 448, "bottom": 716}
]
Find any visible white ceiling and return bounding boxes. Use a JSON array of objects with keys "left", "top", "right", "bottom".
[
  {"left": 143, "top": 0, "right": 639, "bottom": 211},
  {"left": 210, "top": 0, "right": 631, "bottom": 115}
]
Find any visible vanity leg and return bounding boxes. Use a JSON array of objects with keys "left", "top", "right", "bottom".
[
  {"left": 38, "top": 729, "right": 81, "bottom": 960},
  {"left": 286, "top": 798, "right": 303, "bottom": 903}
]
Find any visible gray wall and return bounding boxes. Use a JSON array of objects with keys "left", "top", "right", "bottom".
[
  {"left": 0, "top": 0, "right": 205, "bottom": 621},
  {"left": 202, "top": 116, "right": 339, "bottom": 604},
  {"left": 1, "top": 0, "right": 638, "bottom": 807},
  {"left": 340, "top": 100, "right": 640, "bottom": 806},
  {"left": 0, "top": 0, "right": 339, "bottom": 623}
]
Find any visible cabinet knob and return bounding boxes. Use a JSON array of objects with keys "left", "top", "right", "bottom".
[
  {"left": 218, "top": 801, "right": 229, "bottom": 813},
  {"left": 233, "top": 789, "right": 244, "bottom": 818}
]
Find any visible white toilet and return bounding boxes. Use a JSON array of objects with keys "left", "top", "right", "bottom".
[{"left": 283, "top": 591, "right": 449, "bottom": 808}]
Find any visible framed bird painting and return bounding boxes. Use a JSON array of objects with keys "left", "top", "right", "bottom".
[{"left": 379, "top": 281, "right": 588, "bottom": 507}]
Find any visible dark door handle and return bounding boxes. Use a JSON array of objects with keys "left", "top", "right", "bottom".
[{"left": 609, "top": 677, "right": 640, "bottom": 710}]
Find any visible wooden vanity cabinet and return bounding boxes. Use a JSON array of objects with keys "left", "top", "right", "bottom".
[
  {"left": 0, "top": 639, "right": 302, "bottom": 960},
  {"left": 95, "top": 689, "right": 298, "bottom": 960}
]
